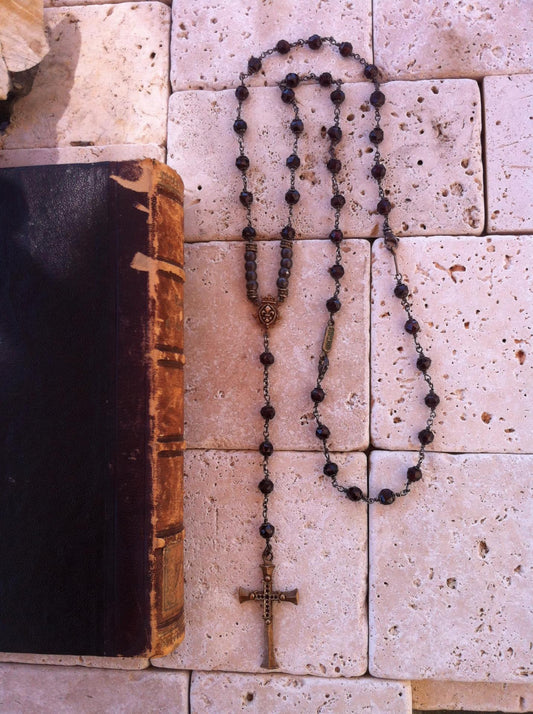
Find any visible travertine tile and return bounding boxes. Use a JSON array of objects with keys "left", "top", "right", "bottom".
[
  {"left": 0, "top": 664, "right": 189, "bottom": 712},
  {"left": 167, "top": 79, "right": 483, "bottom": 241},
  {"left": 485, "top": 74, "right": 533, "bottom": 235},
  {"left": 45, "top": 0, "right": 170, "bottom": 6},
  {"left": 152, "top": 450, "right": 368, "bottom": 677},
  {"left": 371, "top": 235, "right": 533, "bottom": 453},
  {"left": 412, "top": 680, "right": 533, "bottom": 712},
  {"left": 0, "top": 653, "right": 148, "bottom": 669},
  {"left": 170, "top": 3, "right": 372, "bottom": 92},
  {"left": 190, "top": 672, "right": 411, "bottom": 713},
  {"left": 183, "top": 239, "right": 369, "bottom": 451},
  {"left": 0, "top": 4, "right": 170, "bottom": 150},
  {"left": 0, "top": 144, "right": 165, "bottom": 168},
  {"left": 374, "top": 0, "right": 533, "bottom": 80},
  {"left": 369, "top": 451, "right": 533, "bottom": 682}
]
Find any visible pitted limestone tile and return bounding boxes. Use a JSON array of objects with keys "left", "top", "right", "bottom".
[
  {"left": 485, "top": 74, "right": 533, "bottom": 235},
  {"left": 371, "top": 235, "right": 533, "bottom": 453},
  {"left": 374, "top": 0, "right": 533, "bottom": 81},
  {"left": 0, "top": 144, "right": 165, "bottom": 168},
  {"left": 0, "top": 653, "right": 148, "bottom": 669},
  {"left": 44, "top": 0, "right": 170, "bottom": 6},
  {"left": 412, "top": 680, "right": 533, "bottom": 712},
  {"left": 170, "top": 3, "right": 372, "bottom": 92},
  {"left": 190, "top": 672, "right": 411, "bottom": 713},
  {"left": 0, "top": 4, "right": 170, "bottom": 150},
  {"left": 369, "top": 451, "right": 533, "bottom": 682},
  {"left": 152, "top": 449, "right": 368, "bottom": 677},
  {"left": 183, "top": 239, "right": 369, "bottom": 451},
  {"left": 0, "top": 664, "right": 189, "bottom": 712},
  {"left": 167, "top": 79, "right": 483, "bottom": 242}
]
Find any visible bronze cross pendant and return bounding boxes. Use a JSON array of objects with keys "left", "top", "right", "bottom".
[{"left": 239, "top": 561, "right": 299, "bottom": 669}]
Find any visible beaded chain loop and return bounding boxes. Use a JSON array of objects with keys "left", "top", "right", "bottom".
[{"left": 234, "top": 36, "right": 440, "bottom": 555}]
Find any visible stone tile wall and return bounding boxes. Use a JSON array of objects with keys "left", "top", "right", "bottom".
[{"left": 0, "top": 0, "right": 531, "bottom": 712}]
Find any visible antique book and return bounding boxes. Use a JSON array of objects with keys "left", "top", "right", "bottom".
[{"left": 0, "top": 159, "right": 185, "bottom": 657}]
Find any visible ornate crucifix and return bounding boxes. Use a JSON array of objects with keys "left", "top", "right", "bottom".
[{"left": 239, "top": 560, "right": 299, "bottom": 669}]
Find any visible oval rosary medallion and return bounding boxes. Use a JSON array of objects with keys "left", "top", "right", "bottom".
[{"left": 257, "top": 296, "right": 279, "bottom": 328}]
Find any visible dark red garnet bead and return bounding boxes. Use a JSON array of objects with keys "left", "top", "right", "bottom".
[
  {"left": 405, "top": 318, "right": 420, "bottom": 335},
  {"left": 371, "top": 163, "right": 386, "bottom": 180},
  {"left": 346, "top": 486, "right": 364, "bottom": 501},
  {"left": 394, "top": 282, "right": 409, "bottom": 299},
  {"left": 407, "top": 466, "right": 422, "bottom": 482},
  {"left": 259, "top": 522, "right": 275, "bottom": 538},
  {"left": 327, "top": 158, "right": 342, "bottom": 174},
  {"left": 233, "top": 118, "right": 247, "bottom": 135},
  {"left": 260, "top": 405, "right": 276, "bottom": 420},
  {"left": 281, "top": 225, "right": 296, "bottom": 240},
  {"left": 260, "top": 351, "right": 275, "bottom": 365},
  {"left": 330, "top": 264, "right": 344, "bottom": 279},
  {"left": 377, "top": 198, "right": 392, "bottom": 215},
  {"left": 329, "top": 228, "right": 344, "bottom": 244},
  {"left": 284, "top": 72, "right": 299, "bottom": 88},
  {"left": 311, "top": 387, "right": 325, "bottom": 402},
  {"left": 425, "top": 391, "right": 440, "bottom": 409},
  {"left": 259, "top": 478, "right": 274, "bottom": 494},
  {"left": 327, "top": 125, "right": 342, "bottom": 143},
  {"left": 364, "top": 63, "right": 379, "bottom": 80},
  {"left": 331, "top": 194, "right": 346, "bottom": 209},
  {"left": 319, "top": 72, "right": 333, "bottom": 87},
  {"left": 239, "top": 191, "right": 253, "bottom": 207},
  {"left": 330, "top": 88, "right": 346, "bottom": 105},
  {"left": 418, "top": 428, "right": 434, "bottom": 446},
  {"left": 286, "top": 154, "right": 301, "bottom": 170},
  {"left": 316, "top": 424, "right": 331, "bottom": 440},
  {"left": 379, "top": 488, "right": 396, "bottom": 505},
  {"left": 323, "top": 462, "right": 338, "bottom": 477},
  {"left": 369, "top": 127, "right": 384, "bottom": 144},
  {"left": 235, "top": 85, "right": 249, "bottom": 101},
  {"left": 236, "top": 155, "right": 250, "bottom": 171},
  {"left": 308, "top": 34, "right": 322, "bottom": 49},
  {"left": 248, "top": 56, "right": 262, "bottom": 74},
  {"left": 281, "top": 87, "right": 295, "bottom": 103},
  {"left": 370, "top": 90, "right": 386, "bottom": 108},
  {"left": 326, "top": 297, "right": 341, "bottom": 313},
  {"left": 276, "top": 39, "right": 291, "bottom": 54},
  {"left": 259, "top": 440, "right": 274, "bottom": 456},
  {"left": 416, "top": 355, "right": 432, "bottom": 371},
  {"left": 285, "top": 189, "right": 300, "bottom": 205},
  {"left": 290, "top": 118, "right": 304, "bottom": 134},
  {"left": 339, "top": 41, "right": 353, "bottom": 57}
]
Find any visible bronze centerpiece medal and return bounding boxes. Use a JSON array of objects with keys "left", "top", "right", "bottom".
[{"left": 234, "top": 35, "right": 441, "bottom": 670}]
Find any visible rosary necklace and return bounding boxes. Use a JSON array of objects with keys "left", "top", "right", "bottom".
[{"left": 234, "top": 36, "right": 440, "bottom": 670}]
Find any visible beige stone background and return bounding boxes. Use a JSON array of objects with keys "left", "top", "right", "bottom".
[{"left": 0, "top": 0, "right": 532, "bottom": 712}]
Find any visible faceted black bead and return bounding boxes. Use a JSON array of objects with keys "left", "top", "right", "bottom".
[
  {"left": 239, "top": 191, "right": 253, "bottom": 207},
  {"left": 404, "top": 318, "right": 420, "bottom": 335},
  {"left": 233, "top": 118, "right": 247, "bottom": 135},
  {"left": 327, "top": 125, "right": 342, "bottom": 144},
  {"left": 285, "top": 189, "right": 300, "bottom": 205},
  {"left": 329, "top": 228, "right": 344, "bottom": 244},
  {"left": 290, "top": 118, "right": 304, "bottom": 134},
  {"left": 235, "top": 85, "right": 249, "bottom": 101},
  {"left": 407, "top": 466, "right": 422, "bottom": 482},
  {"left": 327, "top": 158, "right": 342, "bottom": 174},
  {"left": 260, "top": 351, "right": 275, "bottom": 365},
  {"left": 286, "top": 154, "right": 301, "bottom": 170},
  {"left": 418, "top": 428, "right": 434, "bottom": 446},
  {"left": 319, "top": 72, "right": 333, "bottom": 87},
  {"left": 245, "top": 258, "right": 256, "bottom": 269},
  {"left": 416, "top": 355, "right": 432, "bottom": 372},
  {"left": 276, "top": 39, "right": 291, "bottom": 54},
  {"left": 370, "top": 90, "right": 386, "bottom": 108},
  {"left": 244, "top": 250, "right": 256, "bottom": 261},
  {"left": 329, "top": 264, "right": 345, "bottom": 279},
  {"left": 371, "top": 163, "right": 386, "bottom": 180},
  {"left": 245, "top": 270, "right": 257, "bottom": 282},
  {"left": 330, "top": 88, "right": 346, "bottom": 105},
  {"left": 284, "top": 72, "right": 300, "bottom": 88},
  {"left": 378, "top": 488, "right": 396, "bottom": 505},
  {"left": 280, "top": 257, "right": 292, "bottom": 269},
  {"left": 425, "top": 391, "right": 440, "bottom": 409},
  {"left": 259, "top": 522, "right": 275, "bottom": 539},
  {"left": 242, "top": 226, "right": 256, "bottom": 239},
  {"left": 338, "top": 41, "right": 353, "bottom": 57},
  {"left": 377, "top": 198, "right": 392, "bottom": 215},
  {"left": 363, "top": 63, "right": 379, "bottom": 80},
  {"left": 394, "top": 283, "right": 409, "bottom": 299},
  {"left": 346, "top": 486, "right": 364, "bottom": 501},
  {"left": 331, "top": 194, "right": 346, "bottom": 209},
  {"left": 277, "top": 277, "right": 289, "bottom": 289},
  {"left": 323, "top": 462, "right": 338, "bottom": 477},
  {"left": 259, "top": 440, "right": 274, "bottom": 456},
  {"left": 326, "top": 297, "right": 341, "bottom": 313},
  {"left": 281, "top": 87, "right": 295, "bottom": 104},
  {"left": 308, "top": 34, "right": 322, "bottom": 49},
  {"left": 281, "top": 225, "right": 296, "bottom": 240},
  {"left": 281, "top": 247, "right": 293, "bottom": 259},
  {"left": 248, "top": 56, "right": 262, "bottom": 74},
  {"left": 369, "top": 127, "right": 384, "bottom": 144},
  {"left": 259, "top": 478, "right": 274, "bottom": 494},
  {"left": 260, "top": 404, "right": 276, "bottom": 420},
  {"left": 236, "top": 155, "right": 250, "bottom": 171},
  {"left": 278, "top": 267, "right": 290, "bottom": 279},
  {"left": 311, "top": 387, "right": 325, "bottom": 403},
  {"left": 316, "top": 424, "right": 331, "bottom": 440}
]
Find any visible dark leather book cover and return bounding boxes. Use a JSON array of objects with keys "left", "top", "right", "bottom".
[{"left": 0, "top": 159, "right": 184, "bottom": 657}]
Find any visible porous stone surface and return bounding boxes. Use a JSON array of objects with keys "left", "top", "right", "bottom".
[
  {"left": 374, "top": 0, "right": 533, "bottom": 80},
  {"left": 0, "top": 664, "right": 189, "bottom": 712},
  {"left": 152, "top": 449, "right": 368, "bottom": 677},
  {"left": 183, "top": 239, "right": 369, "bottom": 451},
  {"left": 369, "top": 451, "right": 533, "bottom": 682},
  {"left": 167, "top": 79, "right": 483, "bottom": 241},
  {"left": 371, "top": 235, "right": 533, "bottom": 453},
  {"left": 412, "top": 680, "right": 533, "bottom": 712},
  {"left": 1, "top": 0, "right": 49, "bottom": 74},
  {"left": 190, "top": 672, "right": 412, "bottom": 713},
  {"left": 170, "top": 2, "right": 372, "bottom": 92},
  {"left": 0, "top": 653, "right": 148, "bottom": 669},
  {"left": 0, "top": 4, "right": 170, "bottom": 150},
  {"left": 0, "top": 144, "right": 165, "bottom": 168},
  {"left": 0, "top": 56, "right": 8, "bottom": 100},
  {"left": 484, "top": 74, "right": 533, "bottom": 235}
]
